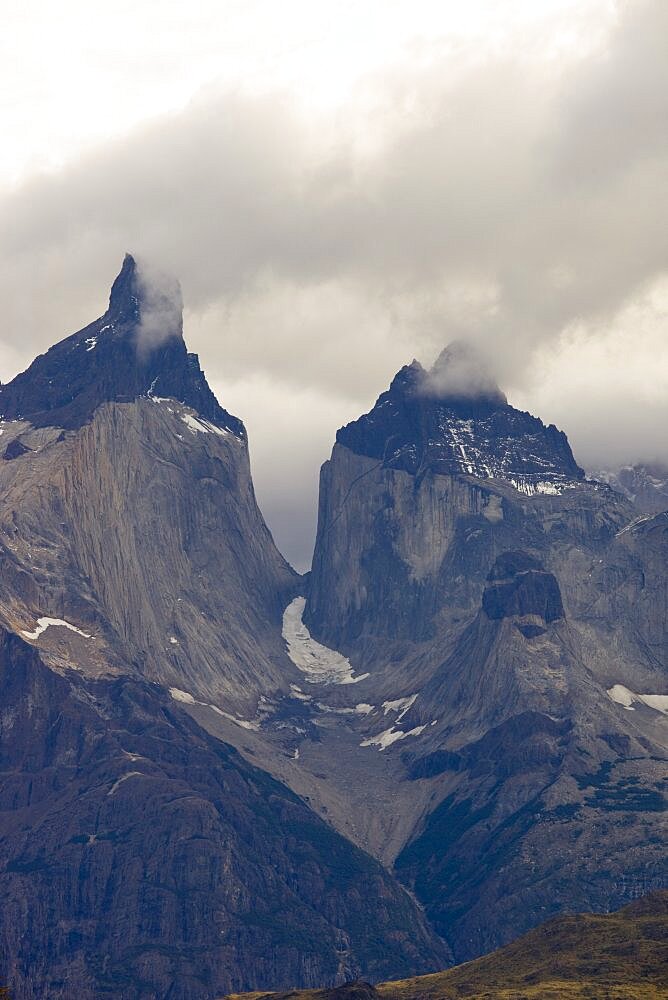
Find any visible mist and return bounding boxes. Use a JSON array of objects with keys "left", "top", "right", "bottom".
[{"left": 134, "top": 259, "right": 184, "bottom": 356}]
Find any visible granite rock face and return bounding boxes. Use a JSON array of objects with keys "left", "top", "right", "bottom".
[
  {"left": 306, "top": 350, "right": 668, "bottom": 960},
  {"left": 0, "top": 629, "right": 448, "bottom": 1000},
  {"left": 0, "top": 256, "right": 299, "bottom": 714},
  {"left": 0, "top": 263, "right": 665, "bottom": 995},
  {"left": 233, "top": 892, "right": 668, "bottom": 1000},
  {"left": 0, "top": 260, "right": 449, "bottom": 998}
]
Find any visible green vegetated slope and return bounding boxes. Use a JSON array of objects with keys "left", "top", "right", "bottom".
[{"left": 225, "top": 892, "right": 668, "bottom": 1000}]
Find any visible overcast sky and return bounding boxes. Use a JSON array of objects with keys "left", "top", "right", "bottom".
[{"left": 1, "top": 0, "right": 667, "bottom": 569}]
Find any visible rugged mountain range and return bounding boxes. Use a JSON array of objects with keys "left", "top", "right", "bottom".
[
  {"left": 304, "top": 349, "right": 667, "bottom": 957},
  {"left": 592, "top": 461, "right": 668, "bottom": 515},
  {"left": 0, "top": 258, "right": 665, "bottom": 998},
  {"left": 0, "top": 629, "right": 445, "bottom": 999},
  {"left": 0, "top": 258, "right": 447, "bottom": 999}
]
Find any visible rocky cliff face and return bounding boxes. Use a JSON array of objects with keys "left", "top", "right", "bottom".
[
  {"left": 335, "top": 346, "right": 583, "bottom": 487},
  {"left": 394, "top": 548, "right": 666, "bottom": 957},
  {"left": 304, "top": 349, "right": 668, "bottom": 960},
  {"left": 0, "top": 268, "right": 665, "bottom": 996},
  {"left": 307, "top": 350, "right": 610, "bottom": 653},
  {"left": 0, "top": 259, "right": 449, "bottom": 999},
  {"left": 0, "top": 628, "right": 448, "bottom": 1000},
  {"left": 226, "top": 892, "right": 668, "bottom": 1000},
  {"left": 0, "top": 255, "right": 300, "bottom": 715}
]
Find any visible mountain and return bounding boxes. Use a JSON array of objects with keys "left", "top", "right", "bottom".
[
  {"left": 592, "top": 461, "right": 668, "bottom": 515},
  {"left": 308, "top": 345, "right": 588, "bottom": 651},
  {"left": 0, "top": 254, "right": 243, "bottom": 436},
  {"left": 224, "top": 891, "right": 668, "bottom": 1000},
  {"left": 0, "top": 262, "right": 665, "bottom": 997},
  {"left": 0, "top": 259, "right": 449, "bottom": 1000},
  {"left": 335, "top": 344, "right": 583, "bottom": 487},
  {"left": 302, "top": 348, "right": 667, "bottom": 958},
  {"left": 0, "top": 627, "right": 448, "bottom": 999},
  {"left": 0, "top": 253, "right": 299, "bottom": 714}
]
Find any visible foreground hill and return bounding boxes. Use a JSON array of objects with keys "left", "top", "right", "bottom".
[{"left": 225, "top": 892, "right": 668, "bottom": 1000}]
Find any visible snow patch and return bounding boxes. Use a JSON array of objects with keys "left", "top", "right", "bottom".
[
  {"left": 147, "top": 393, "right": 231, "bottom": 438},
  {"left": 21, "top": 617, "right": 92, "bottom": 641},
  {"left": 315, "top": 701, "right": 375, "bottom": 715},
  {"left": 607, "top": 684, "right": 668, "bottom": 714},
  {"left": 433, "top": 414, "right": 580, "bottom": 493},
  {"left": 169, "top": 687, "right": 195, "bottom": 704},
  {"left": 535, "top": 481, "right": 562, "bottom": 495},
  {"left": 361, "top": 724, "right": 427, "bottom": 751},
  {"left": 616, "top": 515, "right": 654, "bottom": 537},
  {"left": 509, "top": 477, "right": 571, "bottom": 496},
  {"left": 168, "top": 687, "right": 259, "bottom": 729},
  {"left": 282, "top": 597, "right": 369, "bottom": 685},
  {"left": 207, "top": 705, "right": 259, "bottom": 730},
  {"left": 181, "top": 413, "right": 229, "bottom": 437},
  {"left": 640, "top": 694, "right": 668, "bottom": 713},
  {"left": 382, "top": 694, "right": 417, "bottom": 722},
  {"left": 108, "top": 772, "right": 142, "bottom": 796},
  {"left": 290, "top": 684, "right": 312, "bottom": 702}
]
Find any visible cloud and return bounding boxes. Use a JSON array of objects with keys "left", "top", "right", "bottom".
[
  {"left": 512, "top": 275, "right": 668, "bottom": 469},
  {"left": 134, "top": 258, "right": 184, "bottom": 356},
  {"left": 420, "top": 342, "right": 506, "bottom": 401},
  {"left": 0, "top": 0, "right": 666, "bottom": 567}
]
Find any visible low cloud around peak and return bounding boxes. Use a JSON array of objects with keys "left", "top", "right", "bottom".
[
  {"left": 134, "top": 257, "right": 184, "bottom": 356},
  {"left": 420, "top": 341, "right": 507, "bottom": 405}
]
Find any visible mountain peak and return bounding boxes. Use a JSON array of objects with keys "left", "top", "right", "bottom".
[
  {"left": 425, "top": 341, "right": 507, "bottom": 407},
  {"left": 108, "top": 252, "right": 139, "bottom": 318},
  {"left": 336, "top": 343, "right": 583, "bottom": 489},
  {"left": 384, "top": 343, "right": 506, "bottom": 415},
  {"left": 0, "top": 257, "right": 242, "bottom": 436},
  {"left": 106, "top": 254, "right": 185, "bottom": 351},
  {"left": 387, "top": 360, "right": 425, "bottom": 396}
]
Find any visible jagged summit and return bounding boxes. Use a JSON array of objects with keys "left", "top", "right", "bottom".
[
  {"left": 424, "top": 341, "right": 508, "bottom": 408},
  {"left": 337, "top": 342, "right": 583, "bottom": 492},
  {"left": 108, "top": 253, "right": 185, "bottom": 346},
  {"left": 0, "top": 255, "right": 243, "bottom": 435},
  {"left": 108, "top": 252, "right": 142, "bottom": 322},
  {"left": 592, "top": 461, "right": 668, "bottom": 515}
]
